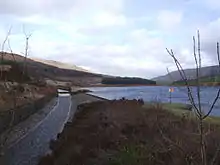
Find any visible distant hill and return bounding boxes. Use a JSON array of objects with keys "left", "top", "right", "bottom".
[
  {"left": 0, "top": 52, "right": 103, "bottom": 86},
  {"left": 102, "top": 77, "right": 156, "bottom": 85},
  {"left": 152, "top": 65, "right": 220, "bottom": 84},
  {"left": 30, "top": 58, "right": 89, "bottom": 73},
  {"left": 173, "top": 75, "right": 220, "bottom": 86}
]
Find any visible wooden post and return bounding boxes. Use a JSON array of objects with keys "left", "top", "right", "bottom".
[
  {"left": 169, "top": 91, "right": 172, "bottom": 104},
  {"left": 169, "top": 88, "right": 174, "bottom": 104}
]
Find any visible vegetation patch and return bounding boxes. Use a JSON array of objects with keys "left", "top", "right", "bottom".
[
  {"left": 39, "top": 99, "right": 220, "bottom": 165},
  {"left": 0, "top": 60, "right": 30, "bottom": 82},
  {"left": 173, "top": 76, "right": 220, "bottom": 86},
  {"left": 102, "top": 77, "right": 156, "bottom": 85}
]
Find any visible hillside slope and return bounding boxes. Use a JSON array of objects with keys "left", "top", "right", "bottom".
[
  {"left": 0, "top": 52, "right": 103, "bottom": 86},
  {"left": 173, "top": 75, "right": 220, "bottom": 86},
  {"left": 30, "top": 58, "right": 89, "bottom": 72},
  {"left": 152, "top": 65, "right": 220, "bottom": 84}
]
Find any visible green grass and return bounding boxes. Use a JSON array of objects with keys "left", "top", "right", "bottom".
[
  {"left": 173, "top": 76, "right": 220, "bottom": 86},
  {"left": 162, "top": 103, "right": 192, "bottom": 116},
  {"left": 108, "top": 145, "right": 150, "bottom": 165},
  {"left": 204, "top": 116, "right": 220, "bottom": 124},
  {"left": 143, "top": 102, "right": 220, "bottom": 124},
  {"left": 143, "top": 102, "right": 192, "bottom": 115}
]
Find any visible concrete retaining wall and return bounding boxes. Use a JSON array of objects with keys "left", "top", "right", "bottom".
[{"left": 0, "top": 93, "right": 56, "bottom": 134}]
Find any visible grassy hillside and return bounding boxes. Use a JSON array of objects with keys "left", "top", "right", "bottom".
[
  {"left": 152, "top": 65, "right": 220, "bottom": 84},
  {"left": 173, "top": 76, "right": 220, "bottom": 86}
]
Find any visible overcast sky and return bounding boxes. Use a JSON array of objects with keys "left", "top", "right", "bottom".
[{"left": 1, "top": 0, "right": 220, "bottom": 78}]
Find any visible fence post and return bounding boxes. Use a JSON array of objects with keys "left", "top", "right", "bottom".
[{"left": 169, "top": 88, "right": 174, "bottom": 104}]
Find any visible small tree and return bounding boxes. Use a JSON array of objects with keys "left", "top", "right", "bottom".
[
  {"left": 0, "top": 27, "right": 15, "bottom": 156},
  {"left": 166, "top": 30, "right": 220, "bottom": 165},
  {"left": 0, "top": 26, "right": 33, "bottom": 156},
  {"left": 22, "top": 25, "right": 32, "bottom": 80}
]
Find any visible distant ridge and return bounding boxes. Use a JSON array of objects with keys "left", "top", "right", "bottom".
[
  {"left": 152, "top": 65, "right": 220, "bottom": 84},
  {"left": 0, "top": 52, "right": 103, "bottom": 86},
  {"left": 30, "top": 57, "right": 89, "bottom": 73}
]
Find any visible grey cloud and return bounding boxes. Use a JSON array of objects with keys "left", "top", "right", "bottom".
[
  {"left": 91, "top": 63, "right": 164, "bottom": 79},
  {"left": 45, "top": 45, "right": 169, "bottom": 78},
  {"left": 77, "top": 26, "right": 121, "bottom": 36},
  {"left": 64, "top": 54, "right": 164, "bottom": 78},
  {"left": 0, "top": 0, "right": 76, "bottom": 16},
  {"left": 198, "top": 19, "right": 220, "bottom": 62},
  {"left": 0, "top": 0, "right": 123, "bottom": 19}
]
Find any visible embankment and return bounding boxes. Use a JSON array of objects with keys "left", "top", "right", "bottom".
[
  {"left": 39, "top": 98, "right": 220, "bottom": 165},
  {"left": 0, "top": 92, "right": 57, "bottom": 134}
]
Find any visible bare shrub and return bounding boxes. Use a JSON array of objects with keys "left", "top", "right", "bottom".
[{"left": 166, "top": 30, "right": 220, "bottom": 165}]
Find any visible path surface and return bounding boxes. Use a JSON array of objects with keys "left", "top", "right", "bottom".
[
  {"left": 0, "top": 94, "right": 72, "bottom": 165},
  {"left": 0, "top": 93, "right": 104, "bottom": 165}
]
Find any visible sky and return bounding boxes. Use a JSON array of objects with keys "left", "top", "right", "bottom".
[{"left": 1, "top": 0, "right": 220, "bottom": 78}]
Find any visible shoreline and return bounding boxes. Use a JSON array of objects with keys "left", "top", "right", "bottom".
[
  {"left": 84, "top": 84, "right": 220, "bottom": 88},
  {"left": 85, "top": 93, "right": 109, "bottom": 101},
  {"left": 86, "top": 84, "right": 159, "bottom": 87}
]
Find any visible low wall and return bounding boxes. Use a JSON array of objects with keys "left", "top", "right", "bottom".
[{"left": 0, "top": 93, "right": 56, "bottom": 134}]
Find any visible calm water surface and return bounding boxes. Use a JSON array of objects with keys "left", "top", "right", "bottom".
[{"left": 87, "top": 86, "right": 220, "bottom": 116}]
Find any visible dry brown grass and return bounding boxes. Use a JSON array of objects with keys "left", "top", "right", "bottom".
[
  {"left": 39, "top": 99, "right": 220, "bottom": 165},
  {"left": 0, "top": 84, "right": 56, "bottom": 111}
]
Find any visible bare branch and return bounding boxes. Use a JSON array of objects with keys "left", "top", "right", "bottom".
[
  {"left": 1, "top": 27, "right": 12, "bottom": 79},
  {"left": 22, "top": 26, "right": 32, "bottom": 80},
  {"left": 193, "top": 36, "right": 198, "bottom": 71},
  {"left": 7, "top": 37, "right": 16, "bottom": 62},
  {"left": 0, "top": 26, "right": 16, "bottom": 157},
  {"left": 1, "top": 27, "right": 12, "bottom": 52},
  {"left": 193, "top": 32, "right": 202, "bottom": 118},
  {"left": 158, "top": 125, "right": 185, "bottom": 154},
  {"left": 203, "top": 87, "right": 220, "bottom": 119},
  {"left": 217, "top": 42, "right": 220, "bottom": 66},
  {"left": 166, "top": 66, "right": 199, "bottom": 117},
  {"left": 203, "top": 43, "right": 220, "bottom": 119},
  {"left": 197, "top": 30, "right": 202, "bottom": 70},
  {"left": 166, "top": 67, "right": 172, "bottom": 79},
  {"left": 211, "top": 144, "right": 220, "bottom": 165},
  {"left": 166, "top": 48, "right": 200, "bottom": 116},
  {"left": 167, "top": 31, "right": 220, "bottom": 165}
]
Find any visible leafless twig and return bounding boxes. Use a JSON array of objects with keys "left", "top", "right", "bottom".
[
  {"left": 1, "top": 27, "right": 12, "bottom": 81},
  {"left": 211, "top": 144, "right": 220, "bottom": 165},
  {"left": 22, "top": 26, "right": 32, "bottom": 81},
  {"left": 166, "top": 30, "right": 220, "bottom": 165}
]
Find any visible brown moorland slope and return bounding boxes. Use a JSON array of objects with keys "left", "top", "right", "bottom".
[
  {"left": 30, "top": 57, "right": 89, "bottom": 72},
  {"left": 39, "top": 99, "right": 220, "bottom": 165},
  {"left": 0, "top": 52, "right": 103, "bottom": 86}
]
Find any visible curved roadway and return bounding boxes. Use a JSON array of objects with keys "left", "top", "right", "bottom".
[{"left": 0, "top": 94, "right": 72, "bottom": 165}]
